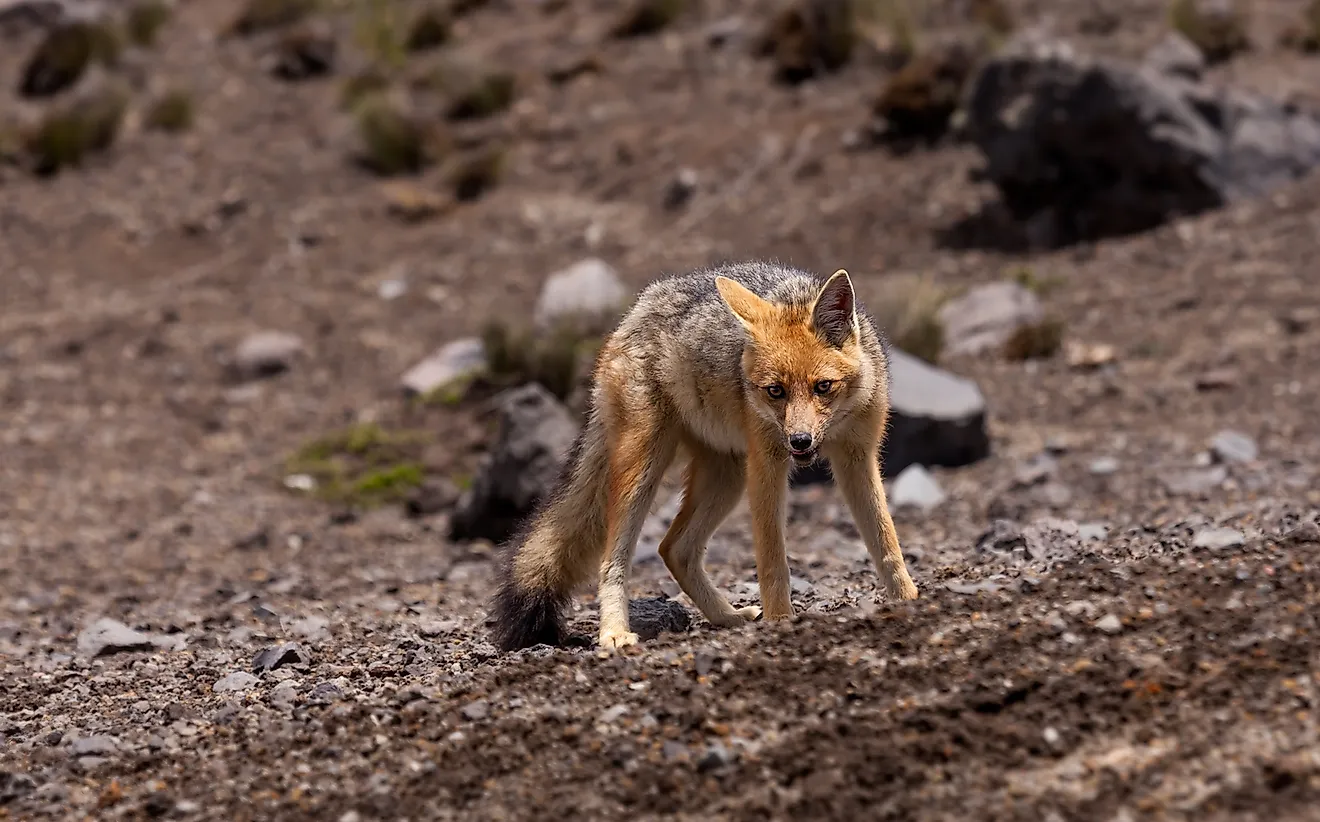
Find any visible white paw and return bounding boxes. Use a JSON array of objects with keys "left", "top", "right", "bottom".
[{"left": 598, "top": 631, "right": 639, "bottom": 650}]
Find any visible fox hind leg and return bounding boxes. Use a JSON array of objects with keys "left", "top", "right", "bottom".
[
  {"left": 597, "top": 409, "right": 679, "bottom": 650},
  {"left": 658, "top": 443, "right": 761, "bottom": 628}
]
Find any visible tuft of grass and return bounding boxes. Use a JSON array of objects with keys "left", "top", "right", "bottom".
[
  {"left": 1010, "top": 265, "right": 1065, "bottom": 296},
  {"left": 18, "top": 20, "right": 123, "bottom": 99},
  {"left": 480, "top": 318, "right": 592, "bottom": 401},
  {"left": 340, "top": 68, "right": 391, "bottom": 110},
  {"left": 272, "top": 22, "right": 337, "bottom": 80},
  {"left": 869, "top": 273, "right": 953, "bottom": 365},
  {"left": 853, "top": 0, "right": 918, "bottom": 68},
  {"left": 438, "top": 65, "right": 516, "bottom": 121},
  {"left": 448, "top": 144, "right": 505, "bottom": 201},
  {"left": 406, "top": 5, "right": 452, "bottom": 52},
  {"left": 24, "top": 82, "right": 129, "bottom": 175},
  {"left": 125, "top": 0, "right": 171, "bottom": 47},
  {"left": 1168, "top": 0, "right": 1250, "bottom": 64},
  {"left": 144, "top": 88, "right": 194, "bottom": 132},
  {"left": 1279, "top": 0, "right": 1320, "bottom": 52},
  {"left": 224, "top": 0, "right": 317, "bottom": 37},
  {"left": 283, "top": 422, "right": 431, "bottom": 506},
  {"left": 757, "top": 0, "right": 858, "bottom": 84},
  {"left": 352, "top": 91, "right": 446, "bottom": 175},
  {"left": 1002, "top": 317, "right": 1065, "bottom": 361},
  {"left": 609, "top": 0, "right": 686, "bottom": 38},
  {"left": 353, "top": 0, "right": 407, "bottom": 69},
  {"left": 873, "top": 40, "right": 977, "bottom": 144}
]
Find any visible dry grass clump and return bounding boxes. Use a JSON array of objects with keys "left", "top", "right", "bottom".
[
  {"left": 125, "top": 0, "right": 171, "bottom": 47},
  {"left": 869, "top": 273, "right": 953, "bottom": 365},
  {"left": 609, "top": 0, "right": 686, "bottom": 38},
  {"left": 1002, "top": 317, "right": 1065, "bottom": 361},
  {"left": 352, "top": 91, "right": 447, "bottom": 175},
  {"left": 872, "top": 40, "right": 978, "bottom": 144},
  {"left": 479, "top": 319, "right": 596, "bottom": 401},
  {"left": 144, "top": 88, "right": 194, "bottom": 132},
  {"left": 23, "top": 81, "right": 129, "bottom": 175},
  {"left": 406, "top": 5, "right": 452, "bottom": 52},
  {"left": 756, "top": 0, "right": 858, "bottom": 84},
  {"left": 1168, "top": 0, "right": 1250, "bottom": 64}
]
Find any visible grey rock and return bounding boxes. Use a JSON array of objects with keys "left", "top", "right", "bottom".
[
  {"left": 418, "top": 619, "right": 460, "bottom": 638},
  {"left": 937, "top": 282, "right": 1044, "bottom": 357},
  {"left": 1089, "top": 456, "right": 1120, "bottom": 476},
  {"left": 1094, "top": 614, "right": 1123, "bottom": 634},
  {"left": 534, "top": 258, "right": 628, "bottom": 336},
  {"left": 450, "top": 383, "right": 580, "bottom": 544},
  {"left": 888, "top": 464, "right": 946, "bottom": 512},
  {"left": 1078, "top": 522, "right": 1108, "bottom": 542},
  {"left": 76, "top": 618, "right": 180, "bottom": 658},
  {"left": 1209, "top": 429, "right": 1258, "bottom": 464},
  {"left": 308, "top": 680, "right": 346, "bottom": 703},
  {"left": 1142, "top": 32, "right": 1205, "bottom": 80},
  {"left": 1161, "top": 465, "right": 1228, "bottom": 496},
  {"left": 697, "top": 743, "right": 736, "bottom": 772},
  {"left": 1192, "top": 526, "right": 1245, "bottom": 551},
  {"left": 963, "top": 32, "right": 1320, "bottom": 246},
  {"left": 0, "top": 770, "right": 37, "bottom": 803},
  {"left": 232, "top": 331, "right": 304, "bottom": 380},
  {"left": 976, "top": 517, "right": 1087, "bottom": 564},
  {"left": 399, "top": 337, "right": 486, "bottom": 397},
  {"left": 291, "top": 616, "right": 330, "bottom": 640},
  {"left": 626, "top": 597, "right": 692, "bottom": 642},
  {"left": 1013, "top": 452, "right": 1058, "bottom": 487},
  {"left": 69, "top": 735, "right": 117, "bottom": 757},
  {"left": 405, "top": 477, "right": 461, "bottom": 517},
  {"left": 212, "top": 672, "right": 260, "bottom": 694},
  {"left": 461, "top": 700, "right": 490, "bottom": 721},
  {"left": 946, "top": 579, "right": 1003, "bottom": 595},
  {"left": 790, "top": 576, "right": 814, "bottom": 596},
  {"left": 252, "top": 642, "right": 309, "bottom": 673},
  {"left": 269, "top": 680, "right": 299, "bottom": 709}
]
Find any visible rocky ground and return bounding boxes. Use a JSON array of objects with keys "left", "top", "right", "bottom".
[{"left": 3, "top": 0, "right": 1320, "bottom": 819}]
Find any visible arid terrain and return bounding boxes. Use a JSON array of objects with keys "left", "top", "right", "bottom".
[{"left": 2, "top": 0, "right": 1320, "bottom": 819}]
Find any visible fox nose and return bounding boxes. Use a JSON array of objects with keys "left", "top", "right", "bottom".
[{"left": 788, "top": 432, "right": 813, "bottom": 452}]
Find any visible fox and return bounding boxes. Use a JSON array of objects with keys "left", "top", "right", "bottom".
[{"left": 488, "top": 260, "right": 920, "bottom": 652}]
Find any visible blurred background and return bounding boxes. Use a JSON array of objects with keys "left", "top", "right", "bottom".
[{"left": 2, "top": 0, "right": 1319, "bottom": 818}]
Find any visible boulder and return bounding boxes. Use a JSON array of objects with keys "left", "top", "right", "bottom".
[
  {"left": 937, "top": 281, "right": 1043, "bottom": 357},
  {"left": 962, "top": 32, "right": 1320, "bottom": 245}
]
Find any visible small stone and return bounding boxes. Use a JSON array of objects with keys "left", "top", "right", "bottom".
[
  {"left": 1209, "top": 430, "right": 1258, "bottom": 464},
  {"left": 70, "top": 735, "right": 118, "bottom": 757},
  {"left": 888, "top": 464, "right": 946, "bottom": 511},
  {"left": 76, "top": 618, "right": 180, "bottom": 658},
  {"left": 418, "top": 619, "right": 460, "bottom": 638},
  {"left": 1042, "top": 727, "right": 1061, "bottom": 745},
  {"left": 662, "top": 168, "right": 698, "bottom": 210},
  {"left": 598, "top": 704, "right": 628, "bottom": 724},
  {"left": 533, "top": 257, "right": 628, "bottom": 336},
  {"left": 789, "top": 576, "right": 814, "bottom": 595},
  {"left": 269, "top": 21, "right": 336, "bottom": 81},
  {"left": 212, "top": 671, "right": 260, "bottom": 694},
  {"left": 1161, "top": 466, "right": 1227, "bottom": 496},
  {"left": 696, "top": 743, "right": 735, "bottom": 772},
  {"left": 1088, "top": 456, "right": 1120, "bottom": 476},
  {"left": 1192, "top": 527, "right": 1245, "bottom": 551},
  {"left": 292, "top": 616, "right": 330, "bottom": 640},
  {"left": 1094, "top": 614, "right": 1122, "bottom": 634},
  {"left": 232, "top": 331, "right": 304, "bottom": 380},
  {"left": 252, "top": 642, "right": 309, "bottom": 673},
  {"left": 1078, "top": 522, "right": 1108, "bottom": 542},
  {"left": 461, "top": 700, "right": 489, "bottom": 721},
  {"left": 1142, "top": 32, "right": 1205, "bottom": 80},
  {"left": 308, "top": 680, "right": 346, "bottom": 703},
  {"left": 382, "top": 182, "right": 450, "bottom": 223},
  {"left": 377, "top": 278, "right": 408, "bottom": 301},
  {"left": 400, "top": 337, "right": 486, "bottom": 397},
  {"left": 269, "top": 680, "right": 299, "bottom": 708}
]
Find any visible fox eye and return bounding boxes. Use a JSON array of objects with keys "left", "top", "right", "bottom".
[
  {"left": 813, "top": 380, "right": 834, "bottom": 395},
  {"left": 765, "top": 384, "right": 786, "bottom": 400}
]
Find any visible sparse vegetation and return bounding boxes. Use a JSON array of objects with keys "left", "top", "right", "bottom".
[
  {"left": 353, "top": 0, "right": 408, "bottom": 68},
  {"left": 969, "top": 0, "right": 1014, "bottom": 38},
  {"left": 145, "top": 88, "right": 195, "bottom": 132},
  {"left": 23, "top": 82, "right": 129, "bottom": 176},
  {"left": 1279, "top": 0, "right": 1320, "bottom": 53},
  {"left": 283, "top": 422, "right": 431, "bottom": 506},
  {"left": 1168, "top": 0, "right": 1250, "bottom": 64},
  {"left": 869, "top": 274, "right": 952, "bottom": 365},
  {"left": 340, "top": 68, "right": 391, "bottom": 110},
  {"left": 125, "top": 0, "right": 171, "bottom": 47},
  {"left": 757, "top": 0, "right": 859, "bottom": 84},
  {"left": 873, "top": 40, "right": 978, "bottom": 145},
  {"left": 853, "top": 0, "right": 918, "bottom": 68},
  {"left": 225, "top": 0, "right": 317, "bottom": 37},
  {"left": 19, "top": 21, "right": 123, "bottom": 99},
  {"left": 406, "top": 6, "right": 452, "bottom": 52},
  {"left": 1010, "top": 265, "right": 1065, "bottom": 296},
  {"left": 609, "top": 0, "right": 686, "bottom": 38},
  {"left": 480, "top": 319, "right": 595, "bottom": 401},
  {"left": 448, "top": 145, "right": 505, "bottom": 201},
  {"left": 1002, "top": 317, "right": 1066, "bottom": 361},
  {"left": 439, "top": 65, "right": 516, "bottom": 121},
  {"left": 352, "top": 91, "right": 446, "bottom": 175}
]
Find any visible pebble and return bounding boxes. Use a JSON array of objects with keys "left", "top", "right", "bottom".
[
  {"left": 269, "top": 680, "right": 300, "bottom": 709},
  {"left": 1088, "top": 456, "right": 1120, "bottom": 476},
  {"left": 212, "top": 672, "right": 260, "bottom": 694},
  {"left": 69, "top": 735, "right": 118, "bottom": 757},
  {"left": 232, "top": 331, "right": 304, "bottom": 380},
  {"left": 889, "top": 464, "right": 947, "bottom": 512},
  {"left": 461, "top": 700, "right": 490, "bottom": 721},
  {"left": 1209, "top": 430, "right": 1258, "bottom": 464},
  {"left": 76, "top": 618, "right": 178, "bottom": 658},
  {"left": 1192, "top": 527, "right": 1245, "bottom": 551},
  {"left": 1094, "top": 614, "right": 1123, "bottom": 634},
  {"left": 399, "top": 337, "right": 486, "bottom": 397},
  {"left": 1042, "top": 727, "right": 1061, "bottom": 745},
  {"left": 533, "top": 257, "right": 628, "bottom": 335}
]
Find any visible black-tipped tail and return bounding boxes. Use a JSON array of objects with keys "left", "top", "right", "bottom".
[{"left": 488, "top": 551, "right": 570, "bottom": 651}]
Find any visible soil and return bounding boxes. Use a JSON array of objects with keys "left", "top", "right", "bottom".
[{"left": 2, "top": 0, "right": 1320, "bottom": 820}]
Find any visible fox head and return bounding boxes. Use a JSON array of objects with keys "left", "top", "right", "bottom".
[{"left": 715, "top": 269, "right": 869, "bottom": 466}]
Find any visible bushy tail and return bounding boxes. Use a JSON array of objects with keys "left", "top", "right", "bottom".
[{"left": 488, "top": 406, "right": 610, "bottom": 651}]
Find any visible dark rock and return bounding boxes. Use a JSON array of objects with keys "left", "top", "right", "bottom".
[
  {"left": 627, "top": 597, "right": 691, "bottom": 642},
  {"left": 962, "top": 32, "right": 1320, "bottom": 247},
  {"left": 269, "top": 21, "right": 336, "bottom": 81},
  {"left": 308, "top": 680, "right": 345, "bottom": 703},
  {"left": 976, "top": 517, "right": 1085, "bottom": 564},
  {"left": 0, "top": 770, "right": 38, "bottom": 803},
  {"left": 252, "top": 642, "right": 309, "bottom": 673},
  {"left": 794, "top": 347, "right": 990, "bottom": 484},
  {"left": 449, "top": 383, "right": 580, "bottom": 544},
  {"left": 18, "top": 19, "right": 110, "bottom": 99},
  {"left": 662, "top": 168, "right": 698, "bottom": 210},
  {"left": 938, "top": 282, "right": 1044, "bottom": 358}
]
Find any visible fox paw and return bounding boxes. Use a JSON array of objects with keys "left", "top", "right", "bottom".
[
  {"left": 709, "top": 605, "right": 762, "bottom": 627},
  {"left": 598, "top": 631, "right": 639, "bottom": 650}
]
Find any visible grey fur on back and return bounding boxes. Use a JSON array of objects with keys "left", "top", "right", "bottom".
[{"left": 613, "top": 261, "right": 888, "bottom": 390}]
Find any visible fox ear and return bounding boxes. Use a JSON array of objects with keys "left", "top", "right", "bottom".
[
  {"left": 715, "top": 276, "right": 768, "bottom": 330},
  {"left": 812, "top": 269, "right": 859, "bottom": 347}
]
